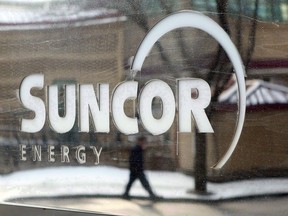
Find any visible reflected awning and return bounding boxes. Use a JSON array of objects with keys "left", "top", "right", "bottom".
[{"left": 219, "top": 79, "right": 288, "bottom": 106}]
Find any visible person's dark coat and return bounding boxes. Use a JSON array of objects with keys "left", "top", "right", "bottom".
[{"left": 129, "top": 144, "right": 144, "bottom": 175}]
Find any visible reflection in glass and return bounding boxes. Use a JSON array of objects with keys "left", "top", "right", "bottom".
[{"left": 0, "top": 1, "right": 287, "bottom": 215}]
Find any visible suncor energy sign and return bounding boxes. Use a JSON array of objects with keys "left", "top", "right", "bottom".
[{"left": 18, "top": 11, "right": 246, "bottom": 169}]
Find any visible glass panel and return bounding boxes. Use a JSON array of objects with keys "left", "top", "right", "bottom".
[{"left": 0, "top": 0, "right": 287, "bottom": 215}]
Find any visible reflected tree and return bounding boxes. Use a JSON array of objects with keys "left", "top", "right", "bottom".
[{"left": 123, "top": 0, "right": 259, "bottom": 193}]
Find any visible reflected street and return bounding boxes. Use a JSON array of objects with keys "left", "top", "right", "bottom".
[
  {"left": 0, "top": 0, "right": 287, "bottom": 215},
  {"left": 13, "top": 196, "right": 288, "bottom": 216}
]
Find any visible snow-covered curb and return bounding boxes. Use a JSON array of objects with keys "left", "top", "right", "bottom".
[{"left": 0, "top": 166, "right": 287, "bottom": 202}]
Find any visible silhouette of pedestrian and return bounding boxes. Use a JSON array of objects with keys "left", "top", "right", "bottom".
[{"left": 123, "top": 136, "right": 159, "bottom": 200}]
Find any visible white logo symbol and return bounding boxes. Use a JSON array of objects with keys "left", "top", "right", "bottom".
[{"left": 130, "top": 10, "right": 246, "bottom": 169}]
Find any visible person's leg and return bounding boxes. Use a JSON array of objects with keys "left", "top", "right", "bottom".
[
  {"left": 123, "top": 173, "right": 137, "bottom": 197},
  {"left": 138, "top": 172, "right": 156, "bottom": 197}
]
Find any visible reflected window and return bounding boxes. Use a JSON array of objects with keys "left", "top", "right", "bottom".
[{"left": 192, "top": 0, "right": 288, "bottom": 22}]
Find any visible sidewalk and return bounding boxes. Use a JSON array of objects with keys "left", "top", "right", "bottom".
[{"left": 0, "top": 166, "right": 287, "bottom": 202}]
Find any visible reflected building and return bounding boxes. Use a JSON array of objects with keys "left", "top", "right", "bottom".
[
  {"left": 0, "top": 0, "right": 287, "bottom": 182},
  {"left": 0, "top": 1, "right": 126, "bottom": 172}
]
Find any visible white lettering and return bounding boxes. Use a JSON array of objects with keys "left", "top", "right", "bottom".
[
  {"left": 79, "top": 84, "right": 109, "bottom": 133},
  {"left": 90, "top": 146, "right": 102, "bottom": 165},
  {"left": 112, "top": 81, "right": 138, "bottom": 134},
  {"left": 178, "top": 78, "right": 213, "bottom": 133},
  {"left": 61, "top": 145, "right": 70, "bottom": 163},
  {"left": 139, "top": 80, "right": 176, "bottom": 135},
  {"left": 32, "top": 145, "right": 41, "bottom": 162},
  {"left": 75, "top": 145, "right": 86, "bottom": 164},
  {"left": 48, "top": 145, "right": 55, "bottom": 162},
  {"left": 20, "top": 144, "right": 27, "bottom": 161},
  {"left": 48, "top": 85, "right": 76, "bottom": 133},
  {"left": 20, "top": 74, "right": 46, "bottom": 133},
  {"left": 18, "top": 75, "right": 214, "bottom": 135}
]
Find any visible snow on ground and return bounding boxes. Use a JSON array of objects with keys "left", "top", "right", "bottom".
[{"left": 0, "top": 166, "right": 287, "bottom": 202}]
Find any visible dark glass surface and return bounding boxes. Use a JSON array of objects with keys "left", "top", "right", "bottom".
[{"left": 0, "top": 0, "right": 287, "bottom": 215}]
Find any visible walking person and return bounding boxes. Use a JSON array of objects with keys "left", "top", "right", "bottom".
[{"left": 123, "top": 136, "right": 160, "bottom": 200}]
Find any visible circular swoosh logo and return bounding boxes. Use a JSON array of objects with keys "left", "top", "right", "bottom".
[{"left": 130, "top": 10, "right": 246, "bottom": 169}]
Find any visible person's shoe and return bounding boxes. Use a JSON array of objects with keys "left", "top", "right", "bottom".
[
  {"left": 122, "top": 193, "right": 131, "bottom": 200},
  {"left": 150, "top": 194, "right": 163, "bottom": 201}
]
